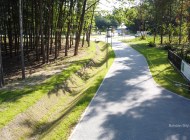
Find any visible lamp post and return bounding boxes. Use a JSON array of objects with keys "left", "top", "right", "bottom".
[
  {"left": 111, "top": 27, "right": 113, "bottom": 48},
  {"left": 106, "top": 28, "right": 109, "bottom": 68}
]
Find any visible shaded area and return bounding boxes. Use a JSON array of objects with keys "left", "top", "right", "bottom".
[
  {"left": 0, "top": 42, "right": 115, "bottom": 139},
  {"left": 70, "top": 40, "right": 190, "bottom": 140},
  {"left": 0, "top": 43, "right": 100, "bottom": 130},
  {"left": 99, "top": 91, "right": 190, "bottom": 140},
  {"left": 128, "top": 41, "right": 189, "bottom": 97},
  {"left": 36, "top": 77, "right": 104, "bottom": 139}
]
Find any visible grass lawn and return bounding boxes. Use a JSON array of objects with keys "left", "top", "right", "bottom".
[
  {"left": 0, "top": 41, "right": 115, "bottom": 139},
  {"left": 38, "top": 43, "right": 115, "bottom": 140},
  {"left": 0, "top": 53, "right": 91, "bottom": 129},
  {"left": 123, "top": 38, "right": 190, "bottom": 98}
]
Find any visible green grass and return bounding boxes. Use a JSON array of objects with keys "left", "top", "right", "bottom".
[
  {"left": 123, "top": 38, "right": 190, "bottom": 98},
  {"left": 0, "top": 42, "right": 100, "bottom": 129},
  {"left": 0, "top": 41, "right": 115, "bottom": 139},
  {"left": 0, "top": 65, "right": 83, "bottom": 129},
  {"left": 38, "top": 44, "right": 115, "bottom": 140}
]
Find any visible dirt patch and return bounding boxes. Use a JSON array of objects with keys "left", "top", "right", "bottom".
[{"left": 2, "top": 44, "right": 89, "bottom": 90}]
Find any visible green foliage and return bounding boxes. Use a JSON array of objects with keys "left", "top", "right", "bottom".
[
  {"left": 40, "top": 44, "right": 115, "bottom": 140},
  {"left": 95, "top": 15, "right": 119, "bottom": 31},
  {"left": 148, "top": 41, "right": 156, "bottom": 47},
  {"left": 0, "top": 42, "right": 115, "bottom": 139},
  {"left": 118, "top": 0, "right": 190, "bottom": 45},
  {"left": 124, "top": 8, "right": 138, "bottom": 26},
  {"left": 0, "top": 42, "right": 96, "bottom": 129},
  {"left": 163, "top": 43, "right": 173, "bottom": 50},
  {"left": 112, "top": 8, "right": 125, "bottom": 24}
]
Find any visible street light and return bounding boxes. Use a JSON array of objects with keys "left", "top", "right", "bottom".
[
  {"left": 111, "top": 26, "right": 113, "bottom": 48},
  {"left": 106, "top": 28, "right": 109, "bottom": 68},
  {"left": 105, "top": 27, "right": 113, "bottom": 68}
]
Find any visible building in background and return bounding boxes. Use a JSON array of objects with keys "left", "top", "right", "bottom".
[{"left": 117, "top": 23, "right": 127, "bottom": 36}]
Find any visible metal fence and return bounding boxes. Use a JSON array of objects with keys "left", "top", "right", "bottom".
[
  {"left": 168, "top": 50, "right": 182, "bottom": 70},
  {"left": 168, "top": 50, "right": 190, "bottom": 92}
]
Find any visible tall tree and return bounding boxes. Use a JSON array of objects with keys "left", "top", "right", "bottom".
[
  {"left": 74, "top": 0, "right": 87, "bottom": 56},
  {"left": 19, "top": 0, "right": 25, "bottom": 79},
  {"left": 0, "top": 0, "right": 99, "bottom": 85},
  {"left": 0, "top": 39, "right": 4, "bottom": 87}
]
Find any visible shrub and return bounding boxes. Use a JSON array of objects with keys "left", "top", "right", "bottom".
[
  {"left": 164, "top": 43, "right": 173, "bottom": 50},
  {"left": 140, "top": 35, "right": 146, "bottom": 40},
  {"left": 148, "top": 41, "right": 156, "bottom": 47}
]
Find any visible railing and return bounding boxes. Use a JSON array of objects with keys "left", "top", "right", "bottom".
[
  {"left": 168, "top": 49, "right": 190, "bottom": 91},
  {"left": 168, "top": 50, "right": 182, "bottom": 70}
]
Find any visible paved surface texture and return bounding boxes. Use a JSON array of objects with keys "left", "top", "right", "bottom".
[{"left": 70, "top": 40, "right": 190, "bottom": 140}]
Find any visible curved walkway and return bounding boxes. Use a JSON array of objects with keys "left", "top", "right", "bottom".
[{"left": 70, "top": 40, "right": 190, "bottom": 140}]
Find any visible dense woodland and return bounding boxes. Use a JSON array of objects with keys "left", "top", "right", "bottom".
[
  {"left": 135, "top": 0, "right": 190, "bottom": 44},
  {"left": 0, "top": 0, "right": 98, "bottom": 87},
  {"left": 0, "top": 0, "right": 190, "bottom": 87}
]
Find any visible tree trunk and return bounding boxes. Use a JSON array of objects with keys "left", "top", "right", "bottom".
[
  {"left": 179, "top": 0, "right": 184, "bottom": 45},
  {"left": 35, "top": 0, "right": 40, "bottom": 61},
  {"left": 188, "top": 12, "right": 190, "bottom": 43},
  {"left": 87, "top": 5, "right": 96, "bottom": 47},
  {"left": 46, "top": 0, "right": 52, "bottom": 63},
  {"left": 0, "top": 40, "right": 4, "bottom": 87},
  {"left": 154, "top": 28, "right": 157, "bottom": 44},
  {"left": 74, "top": 0, "right": 87, "bottom": 56},
  {"left": 39, "top": 0, "right": 45, "bottom": 64},
  {"left": 19, "top": 0, "right": 25, "bottom": 79},
  {"left": 160, "top": 27, "right": 163, "bottom": 44},
  {"left": 65, "top": 1, "right": 72, "bottom": 56}
]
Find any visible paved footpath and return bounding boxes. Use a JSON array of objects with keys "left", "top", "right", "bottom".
[{"left": 70, "top": 40, "right": 190, "bottom": 140}]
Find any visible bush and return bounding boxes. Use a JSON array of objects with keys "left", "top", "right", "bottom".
[
  {"left": 164, "top": 43, "right": 173, "bottom": 50},
  {"left": 148, "top": 41, "right": 156, "bottom": 47},
  {"left": 140, "top": 35, "right": 146, "bottom": 40}
]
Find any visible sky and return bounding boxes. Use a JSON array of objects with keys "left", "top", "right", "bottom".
[
  {"left": 97, "top": 0, "right": 137, "bottom": 12},
  {"left": 97, "top": 0, "right": 121, "bottom": 12}
]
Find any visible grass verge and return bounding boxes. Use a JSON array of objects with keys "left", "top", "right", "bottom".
[
  {"left": 0, "top": 42, "right": 108, "bottom": 129},
  {"left": 38, "top": 43, "right": 115, "bottom": 140},
  {"left": 123, "top": 38, "right": 190, "bottom": 98},
  {"left": 0, "top": 41, "right": 115, "bottom": 139}
]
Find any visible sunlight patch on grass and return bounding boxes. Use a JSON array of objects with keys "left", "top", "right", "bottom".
[
  {"left": 0, "top": 43, "right": 98, "bottom": 129},
  {"left": 0, "top": 41, "right": 114, "bottom": 139},
  {"left": 123, "top": 39, "right": 189, "bottom": 98},
  {"left": 39, "top": 45, "right": 115, "bottom": 140}
]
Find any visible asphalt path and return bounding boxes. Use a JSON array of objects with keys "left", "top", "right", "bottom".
[{"left": 69, "top": 39, "right": 190, "bottom": 140}]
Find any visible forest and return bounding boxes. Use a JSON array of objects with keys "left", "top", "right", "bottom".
[
  {"left": 134, "top": 0, "right": 190, "bottom": 44},
  {"left": 0, "top": 0, "right": 98, "bottom": 87},
  {"left": 1, "top": 0, "right": 190, "bottom": 88}
]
